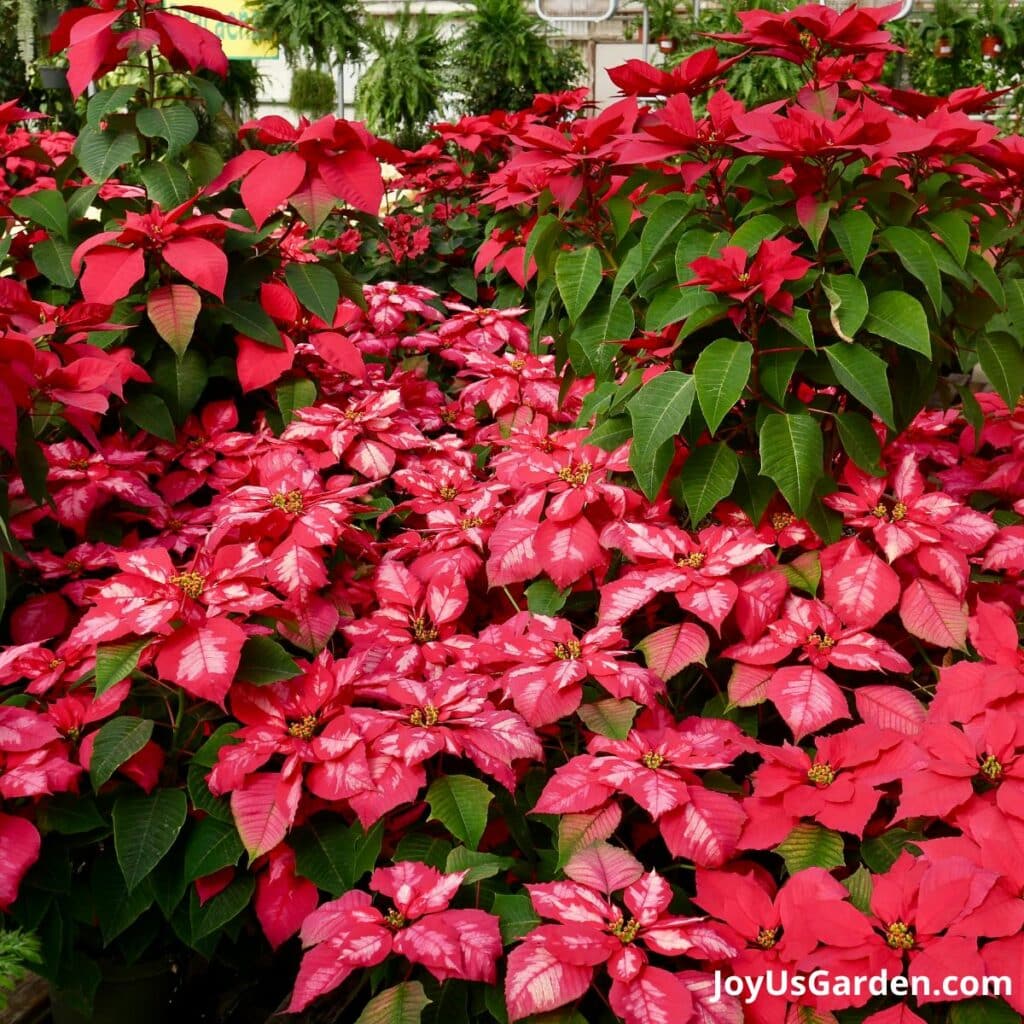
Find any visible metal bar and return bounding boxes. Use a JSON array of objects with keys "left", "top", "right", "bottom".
[{"left": 642, "top": 2, "right": 649, "bottom": 62}]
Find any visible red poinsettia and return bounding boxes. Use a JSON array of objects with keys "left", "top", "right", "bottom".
[
  {"left": 208, "top": 115, "right": 401, "bottom": 227},
  {"left": 687, "top": 238, "right": 813, "bottom": 316},
  {"left": 741, "top": 724, "right": 911, "bottom": 846},
  {"left": 72, "top": 200, "right": 237, "bottom": 305}
]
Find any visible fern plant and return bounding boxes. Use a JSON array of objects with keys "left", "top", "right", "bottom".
[
  {"left": 245, "top": 0, "right": 365, "bottom": 69},
  {"left": 449, "top": 0, "right": 585, "bottom": 115},
  {"left": 0, "top": 928, "right": 40, "bottom": 1011},
  {"left": 356, "top": 6, "right": 448, "bottom": 149}
]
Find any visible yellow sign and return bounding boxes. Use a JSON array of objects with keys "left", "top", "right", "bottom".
[{"left": 167, "top": 0, "right": 280, "bottom": 60}]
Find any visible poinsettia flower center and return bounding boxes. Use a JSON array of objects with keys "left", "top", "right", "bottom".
[
  {"left": 343, "top": 408, "right": 361, "bottom": 422},
  {"left": 48, "top": 657, "right": 63, "bottom": 671},
  {"left": 460, "top": 516, "right": 485, "bottom": 530},
  {"left": 553, "top": 639, "right": 582, "bottom": 661},
  {"left": 439, "top": 485, "right": 458, "bottom": 500},
  {"left": 384, "top": 908, "right": 406, "bottom": 930},
  {"left": 287, "top": 713, "right": 319, "bottom": 740},
  {"left": 736, "top": 273, "right": 750, "bottom": 284},
  {"left": 755, "top": 926, "right": 779, "bottom": 949},
  {"left": 411, "top": 616, "right": 440, "bottom": 643},
  {"left": 885, "top": 921, "right": 915, "bottom": 950},
  {"left": 270, "top": 489, "right": 305, "bottom": 514},
  {"left": 871, "top": 501, "right": 908, "bottom": 522},
  {"left": 65, "top": 559, "right": 83, "bottom": 574},
  {"left": 557, "top": 461, "right": 592, "bottom": 487},
  {"left": 772, "top": 512, "right": 797, "bottom": 530},
  {"left": 167, "top": 518, "right": 185, "bottom": 531},
  {"left": 806, "top": 631, "right": 835, "bottom": 649},
  {"left": 642, "top": 750, "right": 666, "bottom": 770},
  {"left": 677, "top": 551, "right": 706, "bottom": 569},
  {"left": 806, "top": 761, "right": 835, "bottom": 786},
  {"left": 609, "top": 916, "right": 641, "bottom": 943},
  {"left": 979, "top": 753, "right": 1004, "bottom": 781},
  {"left": 409, "top": 704, "right": 440, "bottom": 727},
  {"left": 69, "top": 457, "right": 90, "bottom": 471},
  {"left": 510, "top": 358, "right": 526, "bottom": 371},
  {"left": 171, "top": 571, "right": 206, "bottom": 599},
  {"left": 65, "top": 726, "right": 81, "bottom": 743}
]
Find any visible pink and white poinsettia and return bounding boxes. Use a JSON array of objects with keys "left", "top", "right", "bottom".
[
  {"left": 725, "top": 595, "right": 911, "bottom": 740},
  {"left": 208, "top": 651, "right": 374, "bottom": 855},
  {"left": 0, "top": 705, "right": 80, "bottom": 800},
  {"left": 479, "top": 612, "right": 662, "bottom": 726},
  {"left": 534, "top": 706, "right": 751, "bottom": 864},
  {"left": 597, "top": 521, "right": 772, "bottom": 631},
  {"left": 506, "top": 849, "right": 736, "bottom": 1024},
  {"left": 289, "top": 861, "right": 501, "bottom": 1012},
  {"left": 342, "top": 560, "right": 474, "bottom": 675},
  {"left": 348, "top": 671, "right": 541, "bottom": 786},
  {"left": 205, "top": 448, "right": 372, "bottom": 597},
  {"left": 69, "top": 544, "right": 275, "bottom": 705},
  {"left": 824, "top": 453, "right": 997, "bottom": 595},
  {"left": 282, "top": 383, "right": 428, "bottom": 479}
]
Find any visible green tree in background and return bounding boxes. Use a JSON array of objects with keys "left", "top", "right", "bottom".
[
  {"left": 356, "top": 5, "right": 448, "bottom": 149},
  {"left": 450, "top": 0, "right": 584, "bottom": 115}
]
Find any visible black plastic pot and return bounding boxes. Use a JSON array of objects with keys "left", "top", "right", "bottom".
[
  {"left": 38, "top": 66, "right": 69, "bottom": 90},
  {"left": 49, "top": 960, "right": 177, "bottom": 1024}
]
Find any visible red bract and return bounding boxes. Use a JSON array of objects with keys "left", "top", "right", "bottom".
[
  {"left": 864, "top": 852, "right": 993, "bottom": 1003},
  {"left": 51, "top": 0, "right": 243, "bottom": 97},
  {"left": 208, "top": 116, "right": 401, "bottom": 227},
  {"left": 741, "top": 724, "right": 910, "bottom": 846},
  {"left": 895, "top": 710, "right": 1024, "bottom": 825},
  {"left": 71, "top": 201, "right": 236, "bottom": 304},
  {"left": 289, "top": 862, "right": 501, "bottom": 1011},
  {"left": 485, "top": 99, "right": 638, "bottom": 210},
  {"left": 507, "top": 853, "right": 735, "bottom": 1024},
  {"left": 687, "top": 237, "right": 813, "bottom": 315},
  {"left": 710, "top": 3, "right": 903, "bottom": 63},
  {"left": 696, "top": 864, "right": 882, "bottom": 1024},
  {"left": 608, "top": 49, "right": 744, "bottom": 98}
]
